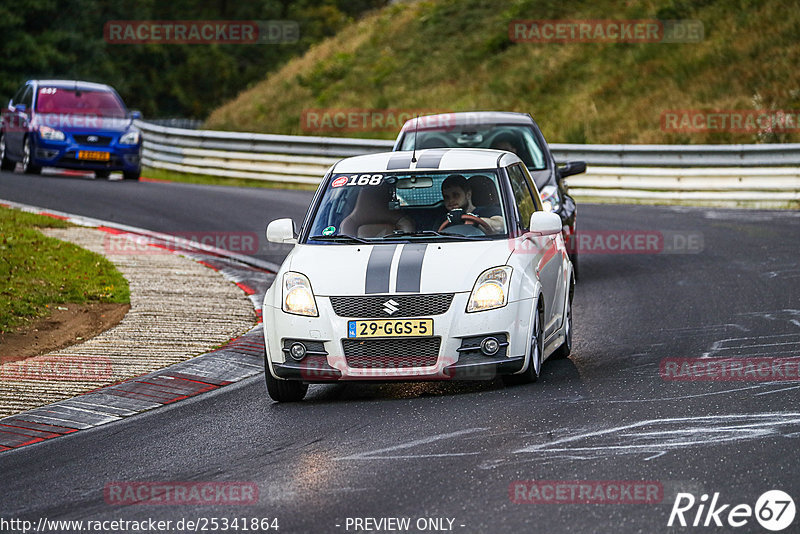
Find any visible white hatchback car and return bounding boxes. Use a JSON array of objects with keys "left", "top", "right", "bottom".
[{"left": 263, "top": 148, "right": 574, "bottom": 402}]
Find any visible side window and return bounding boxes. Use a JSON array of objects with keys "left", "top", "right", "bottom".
[
  {"left": 507, "top": 164, "right": 536, "bottom": 230},
  {"left": 21, "top": 86, "right": 33, "bottom": 110},
  {"left": 521, "top": 165, "right": 544, "bottom": 212},
  {"left": 11, "top": 85, "right": 26, "bottom": 106}
]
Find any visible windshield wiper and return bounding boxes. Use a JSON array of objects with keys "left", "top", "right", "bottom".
[
  {"left": 309, "top": 234, "right": 371, "bottom": 244},
  {"left": 380, "top": 230, "right": 489, "bottom": 240}
]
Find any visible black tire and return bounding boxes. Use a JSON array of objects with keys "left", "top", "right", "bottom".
[
  {"left": 503, "top": 304, "right": 543, "bottom": 386},
  {"left": 0, "top": 132, "right": 15, "bottom": 171},
  {"left": 264, "top": 349, "right": 308, "bottom": 402},
  {"left": 95, "top": 170, "right": 111, "bottom": 179},
  {"left": 123, "top": 168, "right": 140, "bottom": 181},
  {"left": 552, "top": 284, "right": 573, "bottom": 359},
  {"left": 22, "top": 136, "right": 41, "bottom": 175}
]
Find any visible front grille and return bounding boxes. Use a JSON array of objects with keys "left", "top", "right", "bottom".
[
  {"left": 74, "top": 135, "right": 112, "bottom": 146},
  {"left": 343, "top": 338, "right": 440, "bottom": 368},
  {"left": 330, "top": 294, "right": 454, "bottom": 318}
]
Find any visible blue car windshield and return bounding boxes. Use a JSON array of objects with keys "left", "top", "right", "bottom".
[
  {"left": 307, "top": 170, "right": 508, "bottom": 241},
  {"left": 35, "top": 87, "right": 127, "bottom": 118}
]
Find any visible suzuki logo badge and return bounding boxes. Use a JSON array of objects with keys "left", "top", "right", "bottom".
[{"left": 382, "top": 299, "right": 399, "bottom": 315}]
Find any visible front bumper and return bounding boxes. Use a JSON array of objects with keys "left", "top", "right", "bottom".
[
  {"left": 263, "top": 292, "right": 534, "bottom": 382},
  {"left": 33, "top": 137, "right": 141, "bottom": 172}
]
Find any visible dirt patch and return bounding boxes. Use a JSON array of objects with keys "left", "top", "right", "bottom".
[{"left": 0, "top": 302, "right": 130, "bottom": 364}]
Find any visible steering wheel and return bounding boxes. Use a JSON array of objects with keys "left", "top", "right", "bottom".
[{"left": 439, "top": 213, "right": 493, "bottom": 234}]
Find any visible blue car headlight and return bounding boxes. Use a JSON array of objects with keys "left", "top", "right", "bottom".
[
  {"left": 119, "top": 130, "right": 141, "bottom": 145},
  {"left": 38, "top": 126, "right": 65, "bottom": 141}
]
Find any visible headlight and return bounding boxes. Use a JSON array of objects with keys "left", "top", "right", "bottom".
[
  {"left": 282, "top": 272, "right": 318, "bottom": 316},
  {"left": 119, "top": 130, "right": 141, "bottom": 145},
  {"left": 539, "top": 185, "right": 560, "bottom": 213},
  {"left": 467, "top": 266, "right": 512, "bottom": 312},
  {"left": 38, "top": 126, "right": 65, "bottom": 141}
]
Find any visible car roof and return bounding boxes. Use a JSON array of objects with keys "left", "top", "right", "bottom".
[
  {"left": 29, "top": 80, "right": 116, "bottom": 92},
  {"left": 400, "top": 111, "right": 534, "bottom": 132},
  {"left": 332, "top": 148, "right": 523, "bottom": 173}
]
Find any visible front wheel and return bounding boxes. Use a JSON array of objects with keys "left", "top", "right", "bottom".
[
  {"left": 22, "top": 137, "right": 41, "bottom": 175},
  {"left": 123, "top": 168, "right": 140, "bottom": 181},
  {"left": 0, "top": 132, "right": 15, "bottom": 171},
  {"left": 264, "top": 350, "right": 308, "bottom": 402},
  {"left": 503, "top": 305, "right": 543, "bottom": 386},
  {"left": 95, "top": 170, "right": 111, "bottom": 179}
]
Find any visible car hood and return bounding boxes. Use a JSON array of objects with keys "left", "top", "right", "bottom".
[
  {"left": 34, "top": 113, "right": 135, "bottom": 134},
  {"left": 286, "top": 240, "right": 514, "bottom": 296}
]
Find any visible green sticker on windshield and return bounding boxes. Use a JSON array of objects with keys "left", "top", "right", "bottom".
[{"left": 322, "top": 226, "right": 336, "bottom": 236}]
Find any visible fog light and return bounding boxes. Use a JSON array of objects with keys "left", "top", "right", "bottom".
[
  {"left": 289, "top": 342, "right": 307, "bottom": 361},
  {"left": 480, "top": 337, "right": 500, "bottom": 356}
]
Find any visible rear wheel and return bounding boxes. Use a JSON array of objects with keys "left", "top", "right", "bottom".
[
  {"left": 503, "top": 304, "right": 543, "bottom": 386},
  {"left": 22, "top": 137, "right": 41, "bottom": 175},
  {"left": 0, "top": 132, "right": 15, "bottom": 171},
  {"left": 264, "top": 349, "right": 308, "bottom": 402}
]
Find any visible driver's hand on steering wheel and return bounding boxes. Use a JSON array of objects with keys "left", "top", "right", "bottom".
[{"left": 446, "top": 208, "right": 465, "bottom": 225}]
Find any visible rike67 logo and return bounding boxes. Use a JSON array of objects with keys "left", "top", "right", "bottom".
[{"left": 668, "top": 490, "right": 795, "bottom": 531}]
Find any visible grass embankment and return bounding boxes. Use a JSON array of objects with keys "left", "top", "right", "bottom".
[
  {"left": 142, "top": 168, "right": 318, "bottom": 191},
  {"left": 0, "top": 207, "right": 130, "bottom": 334},
  {"left": 205, "top": 0, "right": 800, "bottom": 145}
]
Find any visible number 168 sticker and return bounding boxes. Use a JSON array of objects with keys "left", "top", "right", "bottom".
[{"left": 331, "top": 174, "right": 384, "bottom": 187}]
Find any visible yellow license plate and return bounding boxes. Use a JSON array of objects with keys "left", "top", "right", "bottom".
[
  {"left": 348, "top": 318, "right": 433, "bottom": 338},
  {"left": 78, "top": 151, "right": 110, "bottom": 161}
]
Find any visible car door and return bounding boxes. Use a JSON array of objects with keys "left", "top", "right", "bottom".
[
  {"left": 5, "top": 84, "right": 33, "bottom": 158},
  {"left": 507, "top": 163, "right": 563, "bottom": 338}
]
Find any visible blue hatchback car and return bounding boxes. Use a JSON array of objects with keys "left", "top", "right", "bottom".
[{"left": 0, "top": 80, "right": 142, "bottom": 180}]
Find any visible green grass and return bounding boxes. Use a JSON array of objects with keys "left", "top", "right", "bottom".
[
  {"left": 205, "top": 0, "right": 800, "bottom": 145},
  {"left": 143, "top": 167, "right": 319, "bottom": 191},
  {"left": 0, "top": 207, "right": 130, "bottom": 334}
]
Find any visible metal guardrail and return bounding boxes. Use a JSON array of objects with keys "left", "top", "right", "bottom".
[{"left": 138, "top": 121, "right": 800, "bottom": 207}]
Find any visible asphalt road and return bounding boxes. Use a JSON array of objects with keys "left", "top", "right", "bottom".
[{"left": 1, "top": 169, "right": 799, "bottom": 534}]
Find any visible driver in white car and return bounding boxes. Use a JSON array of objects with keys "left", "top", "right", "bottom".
[{"left": 440, "top": 174, "right": 505, "bottom": 234}]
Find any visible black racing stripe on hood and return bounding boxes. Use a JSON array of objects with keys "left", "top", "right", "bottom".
[
  {"left": 396, "top": 243, "right": 427, "bottom": 293},
  {"left": 365, "top": 245, "right": 397, "bottom": 294},
  {"left": 387, "top": 154, "right": 414, "bottom": 170},
  {"left": 414, "top": 149, "right": 449, "bottom": 169}
]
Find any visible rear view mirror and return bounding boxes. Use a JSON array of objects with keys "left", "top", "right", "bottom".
[
  {"left": 266, "top": 218, "right": 296, "bottom": 244},
  {"left": 13, "top": 104, "right": 27, "bottom": 113},
  {"left": 130, "top": 110, "right": 142, "bottom": 120},
  {"left": 528, "top": 211, "right": 562, "bottom": 236},
  {"left": 558, "top": 161, "right": 586, "bottom": 179}
]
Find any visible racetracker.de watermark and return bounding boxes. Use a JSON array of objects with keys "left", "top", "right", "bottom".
[
  {"left": 660, "top": 358, "right": 800, "bottom": 381},
  {"left": 513, "top": 230, "right": 703, "bottom": 254},
  {"left": 509, "top": 19, "right": 704, "bottom": 43},
  {"left": 301, "top": 109, "right": 453, "bottom": 133},
  {"left": 662, "top": 110, "right": 800, "bottom": 133},
  {"left": 0, "top": 356, "right": 112, "bottom": 381},
  {"left": 510, "top": 480, "right": 663, "bottom": 504},
  {"left": 104, "top": 232, "right": 260, "bottom": 255},
  {"left": 104, "top": 482, "right": 259, "bottom": 505},
  {"left": 104, "top": 20, "right": 299, "bottom": 44}
]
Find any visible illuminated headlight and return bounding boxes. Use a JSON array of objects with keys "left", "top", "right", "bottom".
[
  {"left": 540, "top": 185, "right": 560, "bottom": 213},
  {"left": 282, "top": 272, "right": 318, "bottom": 316},
  {"left": 119, "top": 130, "right": 141, "bottom": 145},
  {"left": 467, "top": 266, "right": 512, "bottom": 312},
  {"left": 38, "top": 126, "right": 65, "bottom": 141}
]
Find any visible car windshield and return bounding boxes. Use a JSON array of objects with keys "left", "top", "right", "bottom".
[
  {"left": 399, "top": 124, "right": 547, "bottom": 170},
  {"left": 307, "top": 170, "right": 508, "bottom": 242},
  {"left": 35, "top": 87, "right": 127, "bottom": 118}
]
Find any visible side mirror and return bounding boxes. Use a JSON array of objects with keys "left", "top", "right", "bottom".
[
  {"left": 558, "top": 161, "right": 586, "bottom": 179},
  {"left": 130, "top": 110, "right": 142, "bottom": 120},
  {"left": 14, "top": 104, "right": 27, "bottom": 113},
  {"left": 266, "top": 218, "right": 296, "bottom": 244},
  {"left": 529, "top": 211, "right": 562, "bottom": 236}
]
